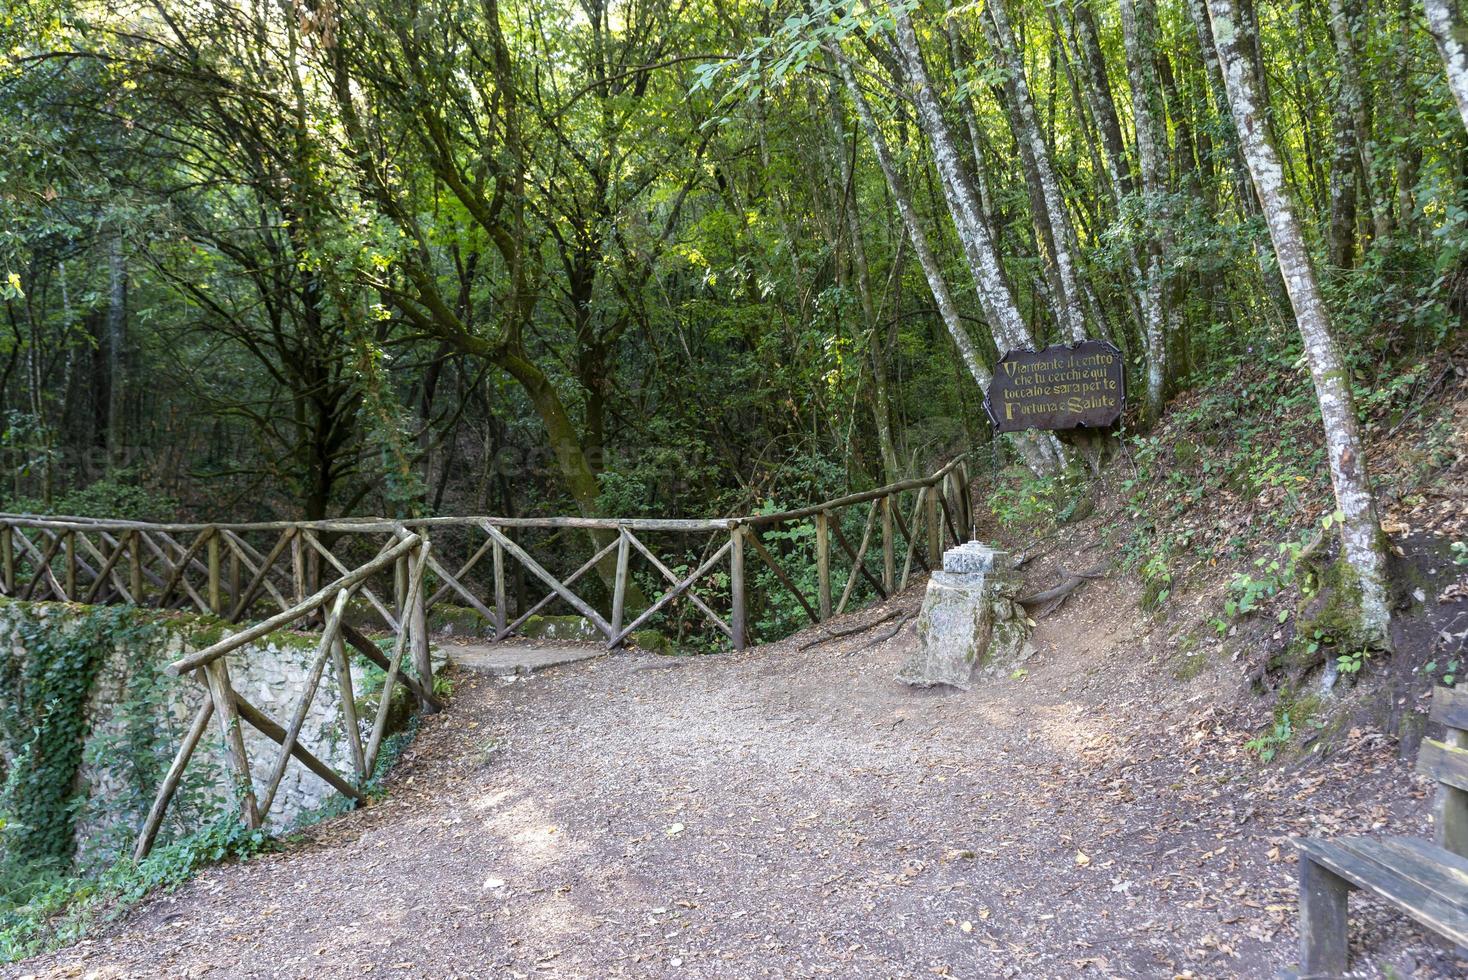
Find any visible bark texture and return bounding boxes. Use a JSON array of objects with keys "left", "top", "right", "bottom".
[
  {"left": 1208, "top": 0, "right": 1393, "bottom": 644},
  {"left": 1121, "top": 0, "right": 1171, "bottom": 421},
  {"left": 986, "top": 0, "right": 1090, "bottom": 342},
  {"left": 889, "top": 5, "right": 1033, "bottom": 354},
  {"left": 1425, "top": 0, "right": 1468, "bottom": 134},
  {"left": 836, "top": 50, "right": 1066, "bottom": 476}
]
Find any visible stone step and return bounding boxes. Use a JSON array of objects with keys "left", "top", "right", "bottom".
[{"left": 447, "top": 642, "right": 610, "bottom": 677}]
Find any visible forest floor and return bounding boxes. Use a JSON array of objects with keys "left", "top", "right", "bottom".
[{"left": 8, "top": 560, "right": 1463, "bottom": 978}]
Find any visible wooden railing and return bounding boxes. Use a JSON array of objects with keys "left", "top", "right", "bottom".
[
  {"left": 0, "top": 459, "right": 972, "bottom": 854},
  {"left": 131, "top": 530, "right": 431, "bottom": 860},
  {"left": 0, "top": 456, "right": 972, "bottom": 651}
]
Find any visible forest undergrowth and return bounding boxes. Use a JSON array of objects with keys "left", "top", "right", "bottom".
[{"left": 982, "top": 321, "right": 1468, "bottom": 766}]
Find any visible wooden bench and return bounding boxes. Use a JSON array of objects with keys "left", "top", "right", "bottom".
[{"left": 1295, "top": 686, "right": 1468, "bottom": 976}]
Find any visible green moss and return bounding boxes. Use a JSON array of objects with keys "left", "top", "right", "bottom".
[
  {"left": 627, "top": 629, "right": 672, "bottom": 653},
  {"left": 1172, "top": 649, "right": 1209, "bottom": 682},
  {"left": 1293, "top": 558, "right": 1371, "bottom": 652},
  {"left": 520, "top": 615, "right": 601, "bottom": 642},
  {"left": 427, "top": 603, "right": 494, "bottom": 638},
  {"left": 985, "top": 618, "right": 1029, "bottom": 668}
]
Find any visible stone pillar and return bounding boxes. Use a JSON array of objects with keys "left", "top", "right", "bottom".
[{"left": 896, "top": 542, "right": 1033, "bottom": 690}]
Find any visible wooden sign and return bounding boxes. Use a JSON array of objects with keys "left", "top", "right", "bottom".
[{"left": 983, "top": 340, "right": 1125, "bottom": 433}]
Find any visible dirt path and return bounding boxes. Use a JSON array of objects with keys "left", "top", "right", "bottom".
[{"left": 9, "top": 581, "right": 1461, "bottom": 979}]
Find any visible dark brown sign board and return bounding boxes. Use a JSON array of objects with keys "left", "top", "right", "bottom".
[{"left": 983, "top": 340, "right": 1125, "bottom": 433}]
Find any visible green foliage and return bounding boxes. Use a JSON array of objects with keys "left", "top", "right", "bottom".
[
  {"left": 1140, "top": 551, "right": 1173, "bottom": 611},
  {"left": 1244, "top": 695, "right": 1327, "bottom": 764},
  {"left": 0, "top": 813, "right": 270, "bottom": 962},
  {"left": 4, "top": 472, "right": 178, "bottom": 522},
  {"left": 1221, "top": 537, "right": 1320, "bottom": 622},
  {"left": 1336, "top": 647, "right": 1370, "bottom": 676},
  {"left": 1244, "top": 711, "right": 1294, "bottom": 763},
  {"left": 0, "top": 604, "right": 277, "bottom": 961},
  {"left": 986, "top": 467, "right": 1083, "bottom": 530},
  {"left": 0, "top": 606, "right": 137, "bottom": 871},
  {"left": 1423, "top": 656, "right": 1462, "bottom": 687}
]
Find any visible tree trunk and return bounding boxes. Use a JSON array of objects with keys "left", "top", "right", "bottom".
[
  {"left": 1425, "top": 0, "right": 1468, "bottom": 134},
  {"left": 1208, "top": 0, "right": 1393, "bottom": 645},
  {"left": 1121, "top": 0, "right": 1172, "bottom": 422},
  {"left": 986, "top": 0, "right": 1089, "bottom": 342},
  {"left": 106, "top": 233, "right": 127, "bottom": 469},
  {"left": 1394, "top": 0, "right": 1423, "bottom": 239},
  {"left": 1326, "top": 0, "right": 1365, "bottom": 267},
  {"left": 822, "top": 81, "right": 902, "bottom": 482},
  {"left": 835, "top": 50, "right": 1066, "bottom": 476},
  {"left": 1071, "top": 1, "right": 1135, "bottom": 199},
  {"left": 888, "top": 6, "right": 1032, "bottom": 354}
]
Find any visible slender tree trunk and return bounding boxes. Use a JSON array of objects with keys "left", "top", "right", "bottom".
[
  {"left": 1425, "top": 0, "right": 1468, "bottom": 134},
  {"left": 106, "top": 233, "right": 127, "bottom": 469},
  {"left": 822, "top": 80, "right": 902, "bottom": 481},
  {"left": 1050, "top": 3, "right": 1116, "bottom": 214},
  {"left": 1394, "top": 0, "right": 1423, "bottom": 239},
  {"left": 888, "top": 6, "right": 1033, "bottom": 354},
  {"left": 1121, "top": 0, "right": 1171, "bottom": 421},
  {"left": 1186, "top": 0, "right": 1256, "bottom": 217},
  {"left": 1208, "top": 0, "right": 1393, "bottom": 645},
  {"left": 835, "top": 51, "right": 1066, "bottom": 476},
  {"left": 1330, "top": 0, "right": 1387, "bottom": 247},
  {"left": 986, "top": 0, "right": 1089, "bottom": 342},
  {"left": 1326, "top": 0, "right": 1364, "bottom": 267},
  {"left": 1071, "top": 1, "right": 1135, "bottom": 198},
  {"left": 836, "top": 56, "right": 992, "bottom": 390}
]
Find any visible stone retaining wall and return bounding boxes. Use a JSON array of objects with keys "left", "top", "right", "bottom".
[{"left": 0, "top": 599, "right": 370, "bottom": 870}]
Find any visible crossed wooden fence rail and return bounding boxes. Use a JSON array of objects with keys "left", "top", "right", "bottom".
[{"left": 0, "top": 458, "right": 972, "bottom": 855}]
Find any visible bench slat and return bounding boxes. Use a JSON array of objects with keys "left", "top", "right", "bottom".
[
  {"left": 1418, "top": 738, "right": 1468, "bottom": 793},
  {"left": 1338, "top": 837, "right": 1468, "bottom": 912},
  {"left": 1298, "top": 837, "right": 1468, "bottom": 947},
  {"left": 1431, "top": 685, "right": 1468, "bottom": 732}
]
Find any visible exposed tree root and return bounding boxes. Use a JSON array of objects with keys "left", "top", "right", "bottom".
[
  {"left": 1018, "top": 563, "right": 1110, "bottom": 619},
  {"left": 798, "top": 607, "right": 908, "bottom": 651}
]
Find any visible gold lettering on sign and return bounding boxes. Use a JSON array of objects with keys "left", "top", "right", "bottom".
[{"left": 985, "top": 343, "right": 1125, "bottom": 433}]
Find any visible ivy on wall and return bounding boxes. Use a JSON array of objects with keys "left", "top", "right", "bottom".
[{"left": 0, "top": 605, "right": 164, "bottom": 874}]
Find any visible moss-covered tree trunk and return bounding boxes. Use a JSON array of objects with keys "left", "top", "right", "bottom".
[{"left": 1209, "top": 0, "right": 1393, "bottom": 645}]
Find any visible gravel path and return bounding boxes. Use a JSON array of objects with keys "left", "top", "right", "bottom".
[{"left": 9, "top": 583, "right": 1461, "bottom": 979}]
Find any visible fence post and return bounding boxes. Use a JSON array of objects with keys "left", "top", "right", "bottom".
[
  {"left": 129, "top": 530, "right": 143, "bottom": 604},
  {"left": 229, "top": 543, "right": 241, "bottom": 616},
  {"left": 332, "top": 632, "right": 366, "bottom": 784},
  {"left": 729, "top": 525, "right": 746, "bottom": 651},
  {"left": 394, "top": 549, "right": 408, "bottom": 620},
  {"left": 208, "top": 530, "right": 222, "bottom": 616},
  {"left": 203, "top": 658, "right": 260, "bottom": 829},
  {"left": 290, "top": 531, "right": 306, "bottom": 605},
  {"left": 411, "top": 531, "right": 436, "bottom": 712},
  {"left": 492, "top": 531, "right": 507, "bottom": 639},
  {"left": 947, "top": 471, "right": 963, "bottom": 546},
  {"left": 1, "top": 525, "right": 11, "bottom": 596},
  {"left": 610, "top": 528, "right": 630, "bottom": 641},
  {"left": 926, "top": 486, "right": 942, "bottom": 568},
  {"left": 815, "top": 511, "right": 831, "bottom": 621},
  {"left": 882, "top": 496, "right": 895, "bottom": 594},
  {"left": 951, "top": 460, "right": 963, "bottom": 536},
  {"left": 63, "top": 532, "right": 76, "bottom": 599}
]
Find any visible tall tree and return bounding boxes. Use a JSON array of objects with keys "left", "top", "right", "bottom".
[
  {"left": 1425, "top": 0, "right": 1468, "bottom": 132},
  {"left": 1121, "top": 0, "right": 1173, "bottom": 421},
  {"left": 1208, "top": 0, "right": 1393, "bottom": 644},
  {"left": 984, "top": 0, "right": 1090, "bottom": 343}
]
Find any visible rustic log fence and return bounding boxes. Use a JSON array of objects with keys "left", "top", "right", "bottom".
[{"left": 0, "top": 458, "right": 972, "bottom": 855}]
